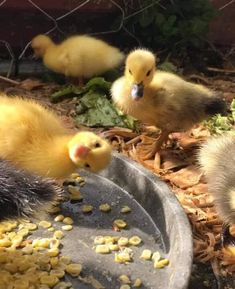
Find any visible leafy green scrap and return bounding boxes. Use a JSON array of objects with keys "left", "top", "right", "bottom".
[
  {"left": 50, "top": 85, "right": 83, "bottom": 103},
  {"left": 51, "top": 77, "right": 138, "bottom": 129},
  {"left": 204, "top": 100, "right": 235, "bottom": 135}
]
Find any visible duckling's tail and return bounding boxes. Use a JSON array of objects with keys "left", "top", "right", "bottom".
[
  {"left": 109, "top": 49, "right": 125, "bottom": 69},
  {"left": 205, "top": 96, "right": 227, "bottom": 116},
  {"left": 0, "top": 159, "right": 64, "bottom": 221}
]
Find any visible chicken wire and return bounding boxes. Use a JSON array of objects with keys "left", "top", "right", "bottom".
[
  {"left": 0, "top": 0, "right": 234, "bottom": 77},
  {"left": 0, "top": 0, "right": 166, "bottom": 77}
]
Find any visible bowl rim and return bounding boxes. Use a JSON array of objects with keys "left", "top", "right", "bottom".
[{"left": 102, "top": 152, "right": 193, "bottom": 289}]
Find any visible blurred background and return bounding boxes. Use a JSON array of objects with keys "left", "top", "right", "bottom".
[{"left": 0, "top": 0, "right": 234, "bottom": 76}]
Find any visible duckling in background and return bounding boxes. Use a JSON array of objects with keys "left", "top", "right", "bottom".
[
  {"left": 31, "top": 34, "right": 124, "bottom": 85},
  {"left": 0, "top": 95, "right": 112, "bottom": 179},
  {"left": 111, "top": 49, "right": 226, "bottom": 159},
  {"left": 198, "top": 133, "right": 235, "bottom": 248},
  {"left": 0, "top": 159, "right": 63, "bottom": 220}
]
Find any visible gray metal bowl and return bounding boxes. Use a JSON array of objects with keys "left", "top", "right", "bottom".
[
  {"left": 34, "top": 152, "right": 193, "bottom": 289},
  {"left": 99, "top": 153, "right": 193, "bottom": 289}
]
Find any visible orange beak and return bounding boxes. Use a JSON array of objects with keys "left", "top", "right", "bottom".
[{"left": 74, "top": 145, "right": 91, "bottom": 159}]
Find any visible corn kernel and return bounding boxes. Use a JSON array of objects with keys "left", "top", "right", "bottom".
[
  {"left": 67, "top": 186, "right": 83, "bottom": 201},
  {"left": 62, "top": 217, "right": 74, "bottom": 225},
  {"left": 152, "top": 251, "right": 161, "bottom": 262},
  {"left": 33, "top": 238, "right": 50, "bottom": 248},
  {"left": 47, "top": 248, "right": 60, "bottom": 257},
  {"left": 50, "top": 257, "right": 59, "bottom": 268},
  {"left": 109, "top": 244, "right": 119, "bottom": 251},
  {"left": 22, "top": 244, "right": 33, "bottom": 255},
  {"left": 99, "top": 203, "right": 111, "bottom": 212},
  {"left": 54, "top": 215, "right": 64, "bottom": 222},
  {"left": 94, "top": 236, "right": 105, "bottom": 245},
  {"left": 59, "top": 256, "right": 71, "bottom": 265},
  {"left": 76, "top": 176, "right": 85, "bottom": 183},
  {"left": 23, "top": 223, "right": 38, "bottom": 231},
  {"left": 115, "top": 248, "right": 133, "bottom": 263},
  {"left": 7, "top": 231, "right": 16, "bottom": 240},
  {"left": 65, "top": 263, "right": 82, "bottom": 276},
  {"left": 70, "top": 173, "right": 80, "bottom": 179},
  {"left": 118, "top": 237, "right": 129, "bottom": 246},
  {"left": 11, "top": 235, "right": 23, "bottom": 247},
  {"left": 104, "top": 236, "right": 115, "bottom": 244},
  {"left": 18, "top": 227, "right": 29, "bottom": 235},
  {"left": 48, "top": 227, "right": 55, "bottom": 232},
  {"left": 128, "top": 236, "right": 142, "bottom": 246},
  {"left": 95, "top": 245, "right": 110, "bottom": 254},
  {"left": 120, "top": 206, "right": 131, "bottom": 213},
  {"left": 50, "top": 269, "right": 65, "bottom": 278},
  {"left": 61, "top": 225, "right": 73, "bottom": 231},
  {"left": 154, "top": 258, "right": 169, "bottom": 269},
  {"left": 0, "top": 239, "right": 11, "bottom": 247},
  {"left": 82, "top": 205, "right": 93, "bottom": 213},
  {"left": 50, "top": 239, "right": 60, "bottom": 249},
  {"left": 53, "top": 230, "right": 64, "bottom": 240},
  {"left": 113, "top": 219, "right": 127, "bottom": 229},
  {"left": 140, "top": 249, "right": 152, "bottom": 260},
  {"left": 40, "top": 275, "right": 59, "bottom": 287},
  {"left": 133, "top": 278, "right": 142, "bottom": 287},
  {"left": 13, "top": 279, "right": 30, "bottom": 289},
  {"left": 38, "top": 221, "right": 52, "bottom": 229},
  {"left": 119, "top": 275, "right": 131, "bottom": 284}
]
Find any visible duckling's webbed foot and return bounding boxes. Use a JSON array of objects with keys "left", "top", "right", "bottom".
[
  {"left": 220, "top": 223, "right": 235, "bottom": 248},
  {"left": 141, "top": 131, "right": 169, "bottom": 160}
]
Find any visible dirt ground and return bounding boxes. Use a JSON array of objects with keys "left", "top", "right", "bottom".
[{"left": 0, "top": 73, "right": 235, "bottom": 289}]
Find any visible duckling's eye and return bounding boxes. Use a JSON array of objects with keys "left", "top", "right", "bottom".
[
  {"left": 146, "top": 69, "right": 152, "bottom": 76},
  {"left": 129, "top": 69, "right": 132, "bottom": 75},
  {"left": 94, "top": 142, "right": 101, "bottom": 148},
  {"left": 84, "top": 163, "right": 90, "bottom": 169}
]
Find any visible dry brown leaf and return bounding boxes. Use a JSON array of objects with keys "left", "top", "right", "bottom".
[
  {"left": 103, "top": 127, "right": 138, "bottom": 139},
  {"left": 161, "top": 154, "right": 188, "bottom": 170},
  {"left": 19, "top": 79, "right": 44, "bottom": 91},
  {"left": 165, "top": 165, "right": 202, "bottom": 189},
  {"left": 141, "top": 160, "right": 155, "bottom": 171},
  {"left": 223, "top": 92, "right": 235, "bottom": 102},
  {"left": 190, "top": 125, "right": 211, "bottom": 139},
  {"left": 187, "top": 183, "right": 209, "bottom": 195},
  {"left": 179, "top": 136, "right": 203, "bottom": 149},
  {"left": 139, "top": 135, "right": 158, "bottom": 145},
  {"left": 169, "top": 131, "right": 202, "bottom": 148},
  {"left": 153, "top": 153, "right": 161, "bottom": 171}
]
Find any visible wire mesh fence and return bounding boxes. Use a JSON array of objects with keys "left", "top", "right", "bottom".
[
  {"left": 0, "top": 0, "right": 234, "bottom": 77},
  {"left": 0, "top": 0, "right": 165, "bottom": 76}
]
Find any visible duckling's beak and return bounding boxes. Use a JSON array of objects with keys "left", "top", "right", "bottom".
[{"left": 131, "top": 83, "right": 144, "bottom": 100}]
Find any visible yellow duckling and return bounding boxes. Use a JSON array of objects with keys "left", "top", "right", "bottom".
[
  {"left": 0, "top": 95, "right": 112, "bottom": 179},
  {"left": 111, "top": 48, "right": 226, "bottom": 159},
  {"left": 31, "top": 34, "right": 124, "bottom": 85}
]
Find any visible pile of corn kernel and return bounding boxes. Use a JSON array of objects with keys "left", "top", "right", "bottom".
[
  {"left": 0, "top": 173, "right": 170, "bottom": 289},
  {"left": 93, "top": 234, "right": 169, "bottom": 270},
  {"left": 0, "top": 219, "right": 81, "bottom": 289}
]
